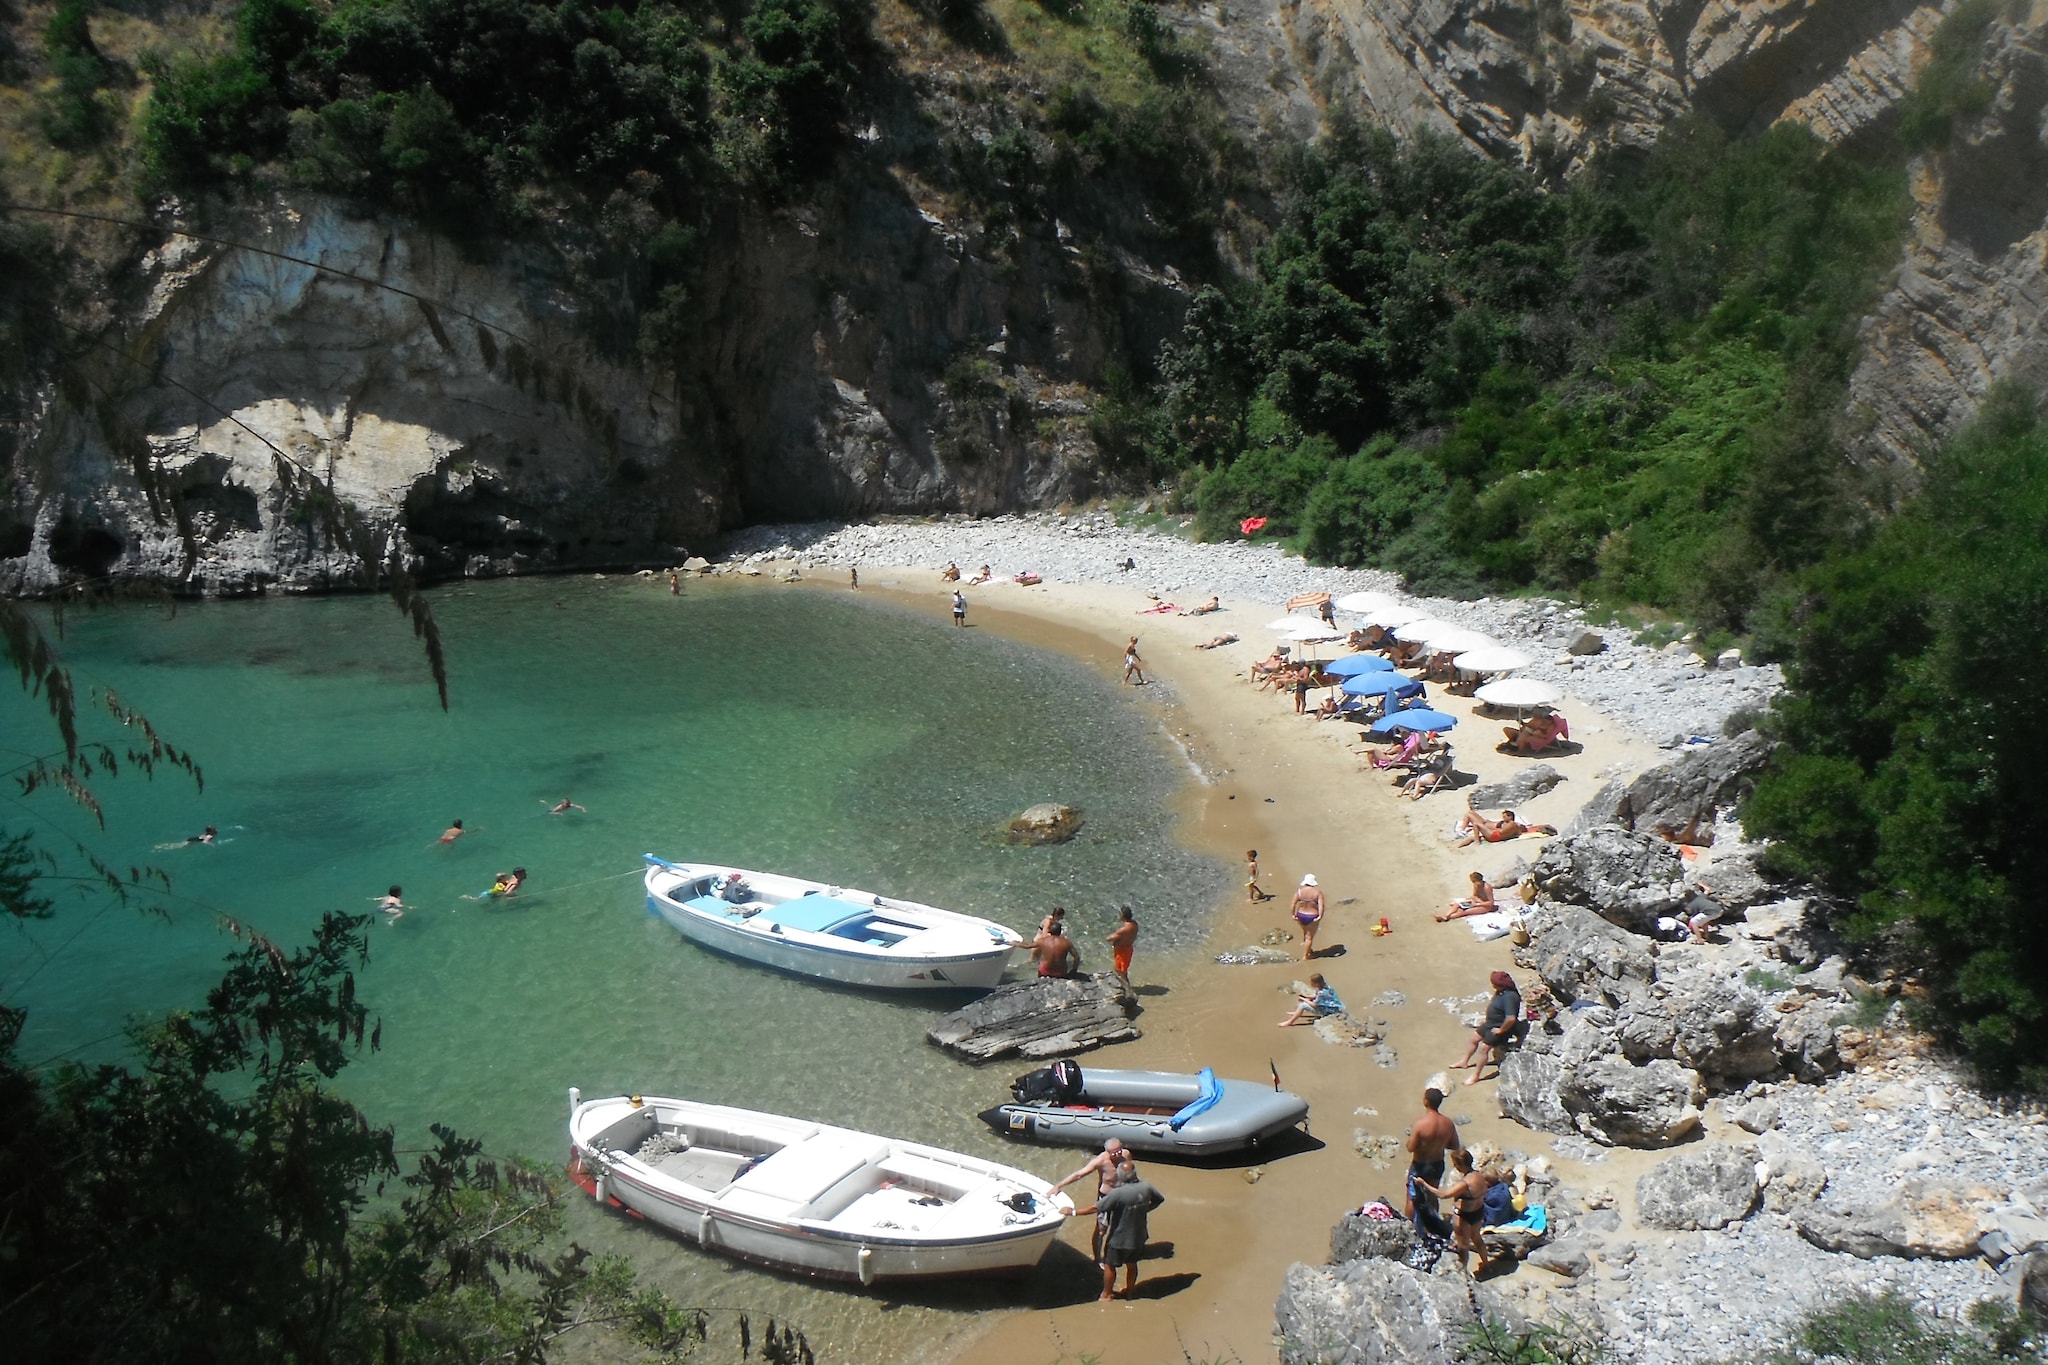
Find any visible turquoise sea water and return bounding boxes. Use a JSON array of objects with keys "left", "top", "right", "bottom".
[{"left": 1, "top": 575, "right": 1227, "bottom": 1357}]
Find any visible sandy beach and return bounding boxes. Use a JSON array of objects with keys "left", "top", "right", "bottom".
[{"left": 808, "top": 563, "right": 1669, "bottom": 1365}]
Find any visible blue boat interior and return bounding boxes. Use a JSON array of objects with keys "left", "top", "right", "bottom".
[{"left": 673, "top": 888, "right": 920, "bottom": 947}]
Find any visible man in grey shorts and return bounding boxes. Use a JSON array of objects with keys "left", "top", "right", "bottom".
[{"left": 1067, "top": 1155, "right": 1164, "bottom": 1301}]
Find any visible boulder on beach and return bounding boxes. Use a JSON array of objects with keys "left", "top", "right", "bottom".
[
  {"left": 1794, "top": 1178, "right": 2001, "bottom": 1260},
  {"left": 1466, "top": 763, "right": 1566, "bottom": 811},
  {"left": 1329, "top": 1212, "right": 1416, "bottom": 1263},
  {"left": 1635, "top": 1147, "right": 1760, "bottom": 1229},
  {"left": 925, "top": 972, "right": 1137, "bottom": 1061},
  {"left": 1275, "top": 1256, "right": 1502, "bottom": 1365},
  {"left": 1006, "top": 802, "right": 1084, "bottom": 845},
  {"left": 1513, "top": 901, "right": 1655, "bottom": 1007},
  {"left": 1530, "top": 825, "right": 1687, "bottom": 933}
]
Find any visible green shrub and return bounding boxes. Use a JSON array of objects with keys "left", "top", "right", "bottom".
[
  {"left": 1744, "top": 385, "right": 2048, "bottom": 1088},
  {"left": 1896, "top": 0, "right": 2005, "bottom": 151},
  {"left": 40, "top": 0, "right": 121, "bottom": 149}
]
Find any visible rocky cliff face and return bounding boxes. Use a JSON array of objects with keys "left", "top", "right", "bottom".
[
  {"left": 1218, "top": 0, "right": 1952, "bottom": 169},
  {"left": 1846, "top": 6, "right": 2048, "bottom": 471},
  {"left": 4, "top": 167, "right": 1180, "bottom": 593}
]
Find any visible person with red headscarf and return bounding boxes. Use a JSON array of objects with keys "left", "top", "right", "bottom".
[{"left": 1453, "top": 970, "right": 1526, "bottom": 1085}]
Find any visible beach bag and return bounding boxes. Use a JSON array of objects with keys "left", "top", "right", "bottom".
[{"left": 1482, "top": 1181, "right": 1516, "bottom": 1226}]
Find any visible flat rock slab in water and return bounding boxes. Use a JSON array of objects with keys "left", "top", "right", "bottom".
[{"left": 926, "top": 972, "right": 1139, "bottom": 1061}]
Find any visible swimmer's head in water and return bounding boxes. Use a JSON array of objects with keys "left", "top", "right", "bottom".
[
  {"left": 512, "top": 867, "right": 526, "bottom": 878},
  {"left": 389, "top": 885, "right": 402, "bottom": 897}
]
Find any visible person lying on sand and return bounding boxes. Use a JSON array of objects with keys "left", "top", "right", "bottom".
[
  {"left": 1436, "top": 872, "right": 1496, "bottom": 921},
  {"left": 1139, "top": 599, "right": 1176, "bottom": 614},
  {"left": 1195, "top": 633, "right": 1239, "bottom": 649},
  {"left": 1182, "top": 596, "right": 1222, "bottom": 616},
  {"left": 1451, "top": 804, "right": 1555, "bottom": 847}
]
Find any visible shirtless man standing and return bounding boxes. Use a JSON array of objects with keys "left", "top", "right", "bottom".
[
  {"left": 1404, "top": 1086, "right": 1462, "bottom": 1243},
  {"left": 1050, "top": 1137, "right": 1127, "bottom": 1258}
]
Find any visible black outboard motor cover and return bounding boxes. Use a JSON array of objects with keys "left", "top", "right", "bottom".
[{"left": 1010, "top": 1059, "right": 1084, "bottom": 1105}]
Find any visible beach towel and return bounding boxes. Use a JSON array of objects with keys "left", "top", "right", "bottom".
[
  {"left": 1462, "top": 910, "right": 1521, "bottom": 942},
  {"left": 1240, "top": 516, "right": 1268, "bottom": 535},
  {"left": 1493, "top": 1205, "right": 1547, "bottom": 1235}
]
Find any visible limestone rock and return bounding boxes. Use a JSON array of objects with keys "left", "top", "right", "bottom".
[
  {"left": 1329, "top": 1213, "right": 1417, "bottom": 1264},
  {"left": 1513, "top": 901, "right": 1655, "bottom": 1007},
  {"left": 1635, "top": 1148, "right": 1759, "bottom": 1230},
  {"left": 1314, "top": 1013, "right": 1384, "bottom": 1048},
  {"left": 1529, "top": 827, "right": 1686, "bottom": 934},
  {"left": 1659, "top": 974, "right": 1780, "bottom": 1083},
  {"left": 1566, "top": 630, "right": 1605, "bottom": 656},
  {"left": 925, "top": 973, "right": 1137, "bottom": 1061},
  {"left": 1497, "top": 1050, "right": 1574, "bottom": 1136},
  {"left": 1758, "top": 1142, "right": 1829, "bottom": 1214},
  {"left": 1005, "top": 803, "right": 1083, "bottom": 845},
  {"left": 2016, "top": 1249, "right": 2048, "bottom": 1322},
  {"left": 1557, "top": 1056, "right": 1703, "bottom": 1148},
  {"left": 1612, "top": 731, "right": 1774, "bottom": 841},
  {"left": 1794, "top": 1179, "right": 2000, "bottom": 1260},
  {"left": 1727, "top": 1097, "right": 1783, "bottom": 1135},
  {"left": 1524, "top": 1242, "right": 1591, "bottom": 1278},
  {"left": 1466, "top": 764, "right": 1566, "bottom": 811},
  {"left": 1773, "top": 1000, "right": 1845, "bottom": 1083},
  {"left": 1274, "top": 1256, "right": 1494, "bottom": 1365}
]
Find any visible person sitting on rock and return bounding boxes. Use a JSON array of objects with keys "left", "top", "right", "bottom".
[
  {"left": 1453, "top": 971, "right": 1526, "bottom": 1085},
  {"left": 1279, "top": 973, "right": 1343, "bottom": 1026}
]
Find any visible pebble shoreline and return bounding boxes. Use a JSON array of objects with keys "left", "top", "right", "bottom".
[
  {"left": 721, "top": 512, "right": 1782, "bottom": 747},
  {"left": 720, "top": 514, "right": 2041, "bottom": 1360}
]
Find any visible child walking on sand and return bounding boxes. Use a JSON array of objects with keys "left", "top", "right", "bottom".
[{"left": 1246, "top": 850, "right": 1270, "bottom": 902}]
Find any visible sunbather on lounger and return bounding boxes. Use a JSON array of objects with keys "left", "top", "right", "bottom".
[
  {"left": 1501, "top": 710, "right": 1568, "bottom": 754},
  {"left": 1368, "top": 730, "right": 1428, "bottom": 770}
]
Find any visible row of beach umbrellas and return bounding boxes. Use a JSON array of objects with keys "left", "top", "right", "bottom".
[{"left": 1266, "top": 594, "right": 1565, "bottom": 711}]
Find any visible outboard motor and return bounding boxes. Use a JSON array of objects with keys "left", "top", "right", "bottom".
[{"left": 1010, "top": 1059, "right": 1084, "bottom": 1105}]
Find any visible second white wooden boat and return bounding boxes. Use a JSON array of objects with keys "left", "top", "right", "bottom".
[
  {"left": 568, "top": 1090, "right": 1072, "bottom": 1283},
  {"left": 641, "top": 856, "right": 1023, "bottom": 990}
]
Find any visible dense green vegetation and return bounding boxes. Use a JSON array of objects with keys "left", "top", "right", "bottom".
[
  {"left": 1745, "top": 386, "right": 2048, "bottom": 1090},
  {"left": 1160, "top": 118, "right": 1908, "bottom": 622}
]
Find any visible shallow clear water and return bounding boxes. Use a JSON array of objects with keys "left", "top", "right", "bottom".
[{"left": 0, "top": 575, "right": 1227, "bottom": 1357}]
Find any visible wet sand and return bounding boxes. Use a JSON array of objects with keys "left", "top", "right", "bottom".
[{"left": 839, "top": 569, "right": 1664, "bottom": 1364}]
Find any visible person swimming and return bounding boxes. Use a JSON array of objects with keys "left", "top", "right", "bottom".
[
  {"left": 545, "top": 798, "right": 585, "bottom": 815},
  {"left": 439, "top": 820, "right": 465, "bottom": 843},
  {"left": 376, "top": 885, "right": 409, "bottom": 920},
  {"left": 476, "top": 867, "right": 528, "bottom": 899},
  {"left": 191, "top": 825, "right": 217, "bottom": 845}
]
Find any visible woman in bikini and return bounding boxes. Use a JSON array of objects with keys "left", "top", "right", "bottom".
[
  {"left": 1437, "top": 872, "right": 1495, "bottom": 921},
  {"left": 1417, "top": 1150, "right": 1494, "bottom": 1271},
  {"left": 1290, "top": 874, "right": 1326, "bottom": 960}
]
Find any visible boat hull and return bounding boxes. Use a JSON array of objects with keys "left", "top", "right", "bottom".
[
  {"left": 570, "top": 1093, "right": 1070, "bottom": 1284},
  {"left": 979, "top": 1067, "right": 1310, "bottom": 1157},
  {"left": 643, "top": 860, "right": 1020, "bottom": 991}
]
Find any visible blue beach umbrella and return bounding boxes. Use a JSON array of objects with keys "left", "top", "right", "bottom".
[
  {"left": 1324, "top": 653, "right": 1396, "bottom": 677},
  {"left": 1369, "top": 707, "right": 1458, "bottom": 735},
  {"left": 1340, "top": 673, "right": 1425, "bottom": 700}
]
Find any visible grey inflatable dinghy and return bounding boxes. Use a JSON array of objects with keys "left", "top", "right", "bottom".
[{"left": 978, "top": 1063, "right": 1309, "bottom": 1157}]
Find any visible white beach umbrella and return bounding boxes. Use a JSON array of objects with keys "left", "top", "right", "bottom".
[
  {"left": 1476, "top": 678, "right": 1564, "bottom": 708},
  {"left": 1366, "top": 605, "right": 1429, "bottom": 629},
  {"left": 1266, "top": 615, "right": 1311, "bottom": 633},
  {"left": 1335, "top": 591, "right": 1397, "bottom": 614},
  {"left": 1390, "top": 617, "right": 1456, "bottom": 644},
  {"left": 1280, "top": 620, "right": 1344, "bottom": 642},
  {"left": 1423, "top": 627, "right": 1496, "bottom": 655},
  {"left": 1453, "top": 646, "right": 1535, "bottom": 673}
]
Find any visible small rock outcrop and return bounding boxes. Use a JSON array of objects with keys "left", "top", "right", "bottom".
[
  {"left": 1795, "top": 1179, "right": 2001, "bottom": 1260},
  {"left": 1329, "top": 1212, "right": 1416, "bottom": 1264},
  {"left": 1556, "top": 1055, "right": 1704, "bottom": 1148},
  {"left": 1466, "top": 763, "right": 1566, "bottom": 810},
  {"left": 1275, "top": 1257, "right": 1491, "bottom": 1365},
  {"left": 1635, "top": 1148, "right": 1761, "bottom": 1230},
  {"left": 1529, "top": 826, "right": 1687, "bottom": 933},
  {"left": 1005, "top": 803, "right": 1084, "bottom": 846},
  {"left": 1513, "top": 901, "right": 1656, "bottom": 1006},
  {"left": 925, "top": 972, "right": 1137, "bottom": 1061}
]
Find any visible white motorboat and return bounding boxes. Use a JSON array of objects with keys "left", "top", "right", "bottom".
[
  {"left": 567, "top": 1090, "right": 1072, "bottom": 1283},
  {"left": 641, "top": 856, "right": 1023, "bottom": 991}
]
